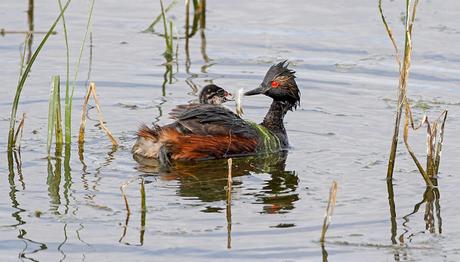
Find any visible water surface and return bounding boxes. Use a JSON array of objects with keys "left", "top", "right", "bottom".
[{"left": 1, "top": 0, "right": 460, "bottom": 261}]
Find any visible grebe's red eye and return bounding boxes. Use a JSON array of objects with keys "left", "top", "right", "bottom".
[
  {"left": 271, "top": 81, "right": 280, "bottom": 88},
  {"left": 224, "top": 91, "right": 229, "bottom": 96}
]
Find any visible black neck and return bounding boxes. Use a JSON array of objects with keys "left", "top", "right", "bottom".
[{"left": 261, "top": 100, "right": 291, "bottom": 147}]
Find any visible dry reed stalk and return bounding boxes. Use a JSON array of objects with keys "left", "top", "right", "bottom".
[
  {"left": 120, "top": 178, "right": 137, "bottom": 215},
  {"left": 78, "top": 82, "right": 118, "bottom": 146},
  {"left": 380, "top": 0, "right": 417, "bottom": 180},
  {"left": 320, "top": 181, "right": 338, "bottom": 243},
  {"left": 380, "top": 0, "right": 447, "bottom": 185},
  {"left": 227, "top": 158, "right": 233, "bottom": 186},
  {"left": 403, "top": 109, "right": 448, "bottom": 181}
]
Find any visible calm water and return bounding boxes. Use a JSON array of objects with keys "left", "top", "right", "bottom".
[{"left": 1, "top": 0, "right": 460, "bottom": 261}]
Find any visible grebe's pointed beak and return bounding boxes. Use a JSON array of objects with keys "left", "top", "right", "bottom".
[{"left": 244, "top": 85, "right": 266, "bottom": 96}]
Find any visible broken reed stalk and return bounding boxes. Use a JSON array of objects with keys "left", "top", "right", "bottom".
[
  {"left": 227, "top": 158, "right": 233, "bottom": 192},
  {"left": 7, "top": 0, "right": 71, "bottom": 151},
  {"left": 403, "top": 110, "right": 448, "bottom": 180},
  {"left": 78, "top": 82, "right": 118, "bottom": 147},
  {"left": 120, "top": 178, "right": 137, "bottom": 215},
  {"left": 320, "top": 181, "right": 338, "bottom": 243},
  {"left": 0, "top": 29, "right": 56, "bottom": 35},
  {"left": 434, "top": 111, "right": 448, "bottom": 175}
]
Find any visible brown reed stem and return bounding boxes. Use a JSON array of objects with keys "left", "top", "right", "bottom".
[
  {"left": 320, "top": 181, "right": 338, "bottom": 243},
  {"left": 78, "top": 82, "right": 118, "bottom": 148}
]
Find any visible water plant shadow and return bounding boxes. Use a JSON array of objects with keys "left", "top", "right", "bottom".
[
  {"left": 119, "top": 178, "right": 147, "bottom": 246},
  {"left": 386, "top": 177, "right": 442, "bottom": 260},
  {"left": 401, "top": 183, "right": 442, "bottom": 239}
]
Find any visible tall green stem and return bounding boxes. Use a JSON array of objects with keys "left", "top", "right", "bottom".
[
  {"left": 7, "top": 0, "right": 71, "bottom": 151},
  {"left": 65, "top": 0, "right": 95, "bottom": 147}
]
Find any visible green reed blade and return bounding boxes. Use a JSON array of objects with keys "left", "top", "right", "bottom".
[
  {"left": 143, "top": 0, "right": 178, "bottom": 33},
  {"left": 159, "top": 0, "right": 171, "bottom": 53},
  {"left": 47, "top": 76, "right": 60, "bottom": 156},
  {"left": 169, "top": 20, "right": 173, "bottom": 55},
  {"left": 65, "top": 0, "right": 95, "bottom": 146},
  {"left": 18, "top": 34, "right": 31, "bottom": 82},
  {"left": 54, "top": 76, "right": 63, "bottom": 153},
  {"left": 58, "top": 0, "right": 70, "bottom": 147},
  {"left": 7, "top": 0, "right": 72, "bottom": 151}
]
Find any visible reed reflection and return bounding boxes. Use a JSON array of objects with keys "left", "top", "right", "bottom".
[
  {"left": 184, "top": 0, "right": 212, "bottom": 86},
  {"left": 119, "top": 178, "right": 147, "bottom": 246},
  {"left": 18, "top": 229, "right": 48, "bottom": 262},
  {"left": 7, "top": 152, "right": 26, "bottom": 228},
  {"left": 47, "top": 158, "right": 62, "bottom": 215},
  {"left": 321, "top": 243, "right": 328, "bottom": 262},
  {"left": 387, "top": 177, "right": 442, "bottom": 261},
  {"left": 402, "top": 182, "right": 442, "bottom": 237}
]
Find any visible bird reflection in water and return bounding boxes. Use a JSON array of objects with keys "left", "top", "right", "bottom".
[{"left": 137, "top": 151, "right": 298, "bottom": 213}]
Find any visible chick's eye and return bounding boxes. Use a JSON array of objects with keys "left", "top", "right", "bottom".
[{"left": 271, "top": 81, "right": 280, "bottom": 88}]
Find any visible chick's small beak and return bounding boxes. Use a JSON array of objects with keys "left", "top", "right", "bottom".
[
  {"left": 244, "top": 85, "right": 266, "bottom": 96},
  {"left": 224, "top": 92, "right": 235, "bottom": 101}
]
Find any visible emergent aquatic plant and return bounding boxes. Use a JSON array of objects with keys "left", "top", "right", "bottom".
[
  {"left": 7, "top": 0, "right": 71, "bottom": 152},
  {"left": 379, "top": 0, "right": 447, "bottom": 186}
]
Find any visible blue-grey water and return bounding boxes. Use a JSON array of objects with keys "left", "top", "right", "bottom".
[{"left": 1, "top": 0, "right": 460, "bottom": 261}]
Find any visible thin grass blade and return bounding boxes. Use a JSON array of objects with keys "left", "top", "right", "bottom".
[
  {"left": 7, "top": 0, "right": 72, "bottom": 151},
  {"left": 143, "top": 0, "right": 178, "bottom": 33}
]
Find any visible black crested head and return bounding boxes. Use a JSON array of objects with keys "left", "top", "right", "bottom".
[
  {"left": 245, "top": 61, "right": 300, "bottom": 110},
  {"left": 199, "top": 84, "right": 233, "bottom": 105}
]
